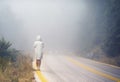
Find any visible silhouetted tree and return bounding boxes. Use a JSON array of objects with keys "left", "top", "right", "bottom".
[
  {"left": 102, "top": 0, "right": 120, "bottom": 57},
  {"left": 0, "top": 37, "right": 12, "bottom": 57},
  {"left": 0, "top": 37, "right": 19, "bottom": 71}
]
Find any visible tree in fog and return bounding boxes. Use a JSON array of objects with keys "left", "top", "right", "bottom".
[{"left": 102, "top": 0, "right": 120, "bottom": 57}]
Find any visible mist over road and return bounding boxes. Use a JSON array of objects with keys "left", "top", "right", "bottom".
[{"left": 34, "top": 54, "right": 120, "bottom": 82}]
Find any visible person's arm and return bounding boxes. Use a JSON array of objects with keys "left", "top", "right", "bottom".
[
  {"left": 33, "top": 42, "right": 36, "bottom": 48},
  {"left": 41, "top": 42, "right": 44, "bottom": 59},
  {"left": 42, "top": 42, "right": 44, "bottom": 48}
]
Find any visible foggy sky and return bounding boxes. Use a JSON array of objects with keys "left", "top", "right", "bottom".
[{"left": 0, "top": 0, "right": 107, "bottom": 53}]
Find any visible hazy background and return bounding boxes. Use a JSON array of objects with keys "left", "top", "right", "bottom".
[{"left": 0, "top": 0, "right": 108, "bottom": 54}]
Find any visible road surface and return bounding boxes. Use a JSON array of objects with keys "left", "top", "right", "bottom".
[{"left": 33, "top": 54, "right": 120, "bottom": 82}]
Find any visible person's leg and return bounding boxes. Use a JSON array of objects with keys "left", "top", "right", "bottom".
[
  {"left": 37, "top": 60, "right": 39, "bottom": 68},
  {"left": 36, "top": 60, "right": 38, "bottom": 68},
  {"left": 38, "top": 60, "right": 41, "bottom": 68},
  {"left": 37, "top": 59, "right": 41, "bottom": 69},
  {"left": 36, "top": 59, "right": 42, "bottom": 70}
]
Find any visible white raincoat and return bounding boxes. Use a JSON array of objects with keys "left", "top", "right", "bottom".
[{"left": 34, "top": 35, "right": 44, "bottom": 60}]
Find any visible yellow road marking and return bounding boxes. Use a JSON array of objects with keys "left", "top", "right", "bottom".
[
  {"left": 33, "top": 62, "right": 48, "bottom": 82},
  {"left": 79, "top": 56, "right": 120, "bottom": 69},
  {"left": 67, "top": 57, "right": 120, "bottom": 82},
  {"left": 36, "top": 70, "right": 48, "bottom": 82}
]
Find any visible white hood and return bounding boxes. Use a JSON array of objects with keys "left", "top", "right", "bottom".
[{"left": 36, "top": 35, "right": 41, "bottom": 41}]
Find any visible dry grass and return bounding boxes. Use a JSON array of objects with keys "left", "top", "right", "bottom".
[
  {"left": 0, "top": 54, "right": 34, "bottom": 82},
  {"left": 96, "top": 55, "right": 120, "bottom": 66},
  {"left": 91, "top": 47, "right": 120, "bottom": 66},
  {"left": 80, "top": 47, "right": 120, "bottom": 67}
]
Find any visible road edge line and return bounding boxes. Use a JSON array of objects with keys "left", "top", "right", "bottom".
[
  {"left": 36, "top": 70, "right": 48, "bottom": 82},
  {"left": 33, "top": 61, "right": 48, "bottom": 82}
]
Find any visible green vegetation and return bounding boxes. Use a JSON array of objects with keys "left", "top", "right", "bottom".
[
  {"left": 0, "top": 37, "right": 34, "bottom": 82},
  {"left": 80, "top": 0, "right": 120, "bottom": 67},
  {"left": 101, "top": 0, "right": 120, "bottom": 57}
]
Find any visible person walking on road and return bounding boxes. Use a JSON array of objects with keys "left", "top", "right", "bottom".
[{"left": 34, "top": 35, "right": 44, "bottom": 70}]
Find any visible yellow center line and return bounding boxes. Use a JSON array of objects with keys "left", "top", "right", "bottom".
[
  {"left": 33, "top": 62, "right": 48, "bottom": 82},
  {"left": 67, "top": 57, "right": 120, "bottom": 82},
  {"left": 79, "top": 56, "right": 120, "bottom": 69}
]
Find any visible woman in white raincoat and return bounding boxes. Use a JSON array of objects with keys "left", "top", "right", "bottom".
[{"left": 34, "top": 35, "right": 44, "bottom": 69}]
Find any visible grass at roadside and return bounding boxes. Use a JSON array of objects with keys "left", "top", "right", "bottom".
[
  {"left": 79, "top": 47, "right": 120, "bottom": 67},
  {"left": 0, "top": 37, "right": 34, "bottom": 82},
  {"left": 0, "top": 54, "right": 34, "bottom": 82}
]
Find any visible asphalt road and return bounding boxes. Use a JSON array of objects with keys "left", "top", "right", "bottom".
[{"left": 34, "top": 54, "right": 120, "bottom": 82}]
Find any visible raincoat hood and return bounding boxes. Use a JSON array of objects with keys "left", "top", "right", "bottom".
[{"left": 36, "top": 35, "right": 41, "bottom": 41}]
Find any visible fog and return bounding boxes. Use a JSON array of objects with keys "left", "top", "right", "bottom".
[{"left": 0, "top": 0, "right": 107, "bottom": 53}]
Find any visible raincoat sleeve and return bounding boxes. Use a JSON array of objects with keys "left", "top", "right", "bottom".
[
  {"left": 42, "top": 42, "right": 44, "bottom": 48},
  {"left": 33, "top": 42, "right": 36, "bottom": 48},
  {"left": 41, "top": 42, "right": 44, "bottom": 59}
]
